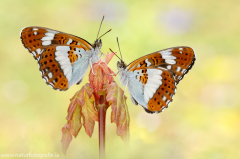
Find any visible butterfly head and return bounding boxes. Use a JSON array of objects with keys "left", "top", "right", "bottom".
[
  {"left": 117, "top": 60, "right": 126, "bottom": 70},
  {"left": 93, "top": 39, "right": 102, "bottom": 49}
]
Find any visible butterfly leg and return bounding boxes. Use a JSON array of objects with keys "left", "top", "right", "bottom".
[
  {"left": 100, "top": 51, "right": 106, "bottom": 57},
  {"left": 100, "top": 52, "right": 110, "bottom": 65},
  {"left": 106, "top": 70, "right": 118, "bottom": 76}
]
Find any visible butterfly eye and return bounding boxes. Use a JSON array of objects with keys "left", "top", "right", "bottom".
[
  {"left": 117, "top": 61, "right": 120, "bottom": 68},
  {"left": 94, "top": 39, "right": 102, "bottom": 48},
  {"left": 98, "top": 39, "right": 102, "bottom": 47}
]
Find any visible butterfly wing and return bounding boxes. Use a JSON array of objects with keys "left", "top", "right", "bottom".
[
  {"left": 127, "top": 46, "right": 195, "bottom": 84},
  {"left": 20, "top": 27, "right": 94, "bottom": 90},
  {"left": 122, "top": 46, "right": 195, "bottom": 113},
  {"left": 125, "top": 67, "right": 176, "bottom": 113}
]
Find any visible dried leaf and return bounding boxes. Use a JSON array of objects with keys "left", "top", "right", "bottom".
[
  {"left": 61, "top": 124, "right": 72, "bottom": 155},
  {"left": 105, "top": 52, "right": 115, "bottom": 64},
  {"left": 66, "top": 83, "right": 93, "bottom": 120},
  {"left": 106, "top": 82, "right": 130, "bottom": 142},
  {"left": 82, "top": 91, "right": 98, "bottom": 137},
  {"left": 89, "top": 61, "right": 114, "bottom": 99},
  {"left": 62, "top": 83, "right": 96, "bottom": 154},
  {"left": 70, "top": 104, "right": 82, "bottom": 137}
]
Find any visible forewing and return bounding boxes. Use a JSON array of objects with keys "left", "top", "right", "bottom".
[
  {"left": 20, "top": 27, "right": 94, "bottom": 90},
  {"left": 20, "top": 27, "right": 93, "bottom": 60},
  {"left": 127, "top": 46, "right": 195, "bottom": 84}
]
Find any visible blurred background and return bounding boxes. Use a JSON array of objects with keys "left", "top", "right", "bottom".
[{"left": 0, "top": 0, "right": 239, "bottom": 158}]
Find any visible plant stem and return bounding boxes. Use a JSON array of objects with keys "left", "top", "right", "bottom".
[{"left": 97, "top": 95, "right": 107, "bottom": 159}]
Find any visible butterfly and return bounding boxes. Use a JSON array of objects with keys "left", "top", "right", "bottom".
[
  {"left": 20, "top": 17, "right": 111, "bottom": 91},
  {"left": 115, "top": 43, "right": 195, "bottom": 114}
]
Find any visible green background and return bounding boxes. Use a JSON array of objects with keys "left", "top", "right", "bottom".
[{"left": 1, "top": 0, "right": 239, "bottom": 158}]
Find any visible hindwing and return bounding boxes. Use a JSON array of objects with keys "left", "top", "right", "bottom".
[{"left": 129, "top": 67, "right": 177, "bottom": 113}]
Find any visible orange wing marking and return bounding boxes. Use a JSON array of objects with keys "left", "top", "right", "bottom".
[
  {"left": 39, "top": 47, "right": 69, "bottom": 90},
  {"left": 147, "top": 70, "right": 176, "bottom": 112},
  {"left": 127, "top": 53, "right": 164, "bottom": 70}
]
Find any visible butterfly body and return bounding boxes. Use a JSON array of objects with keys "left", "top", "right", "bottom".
[
  {"left": 117, "top": 46, "right": 195, "bottom": 113},
  {"left": 21, "top": 27, "right": 102, "bottom": 90}
]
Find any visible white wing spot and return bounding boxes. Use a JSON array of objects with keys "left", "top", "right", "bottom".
[
  {"left": 162, "top": 95, "right": 167, "bottom": 101},
  {"left": 66, "top": 39, "right": 73, "bottom": 45},
  {"left": 56, "top": 46, "right": 70, "bottom": 51},
  {"left": 181, "top": 69, "right": 186, "bottom": 74},
  {"left": 165, "top": 60, "right": 176, "bottom": 64},
  {"left": 43, "top": 76, "right": 48, "bottom": 82},
  {"left": 162, "top": 107, "right": 167, "bottom": 112},
  {"left": 144, "top": 69, "right": 163, "bottom": 103},
  {"left": 48, "top": 72, "right": 53, "bottom": 78},
  {"left": 46, "top": 29, "right": 59, "bottom": 34},
  {"left": 36, "top": 48, "right": 42, "bottom": 54},
  {"left": 55, "top": 46, "right": 72, "bottom": 81},
  {"left": 33, "top": 28, "right": 38, "bottom": 31},
  {"left": 34, "top": 32, "right": 38, "bottom": 35},
  {"left": 167, "top": 65, "right": 171, "bottom": 69},
  {"left": 41, "top": 31, "right": 57, "bottom": 46},
  {"left": 161, "top": 50, "right": 177, "bottom": 65},
  {"left": 42, "top": 41, "right": 51, "bottom": 46},
  {"left": 162, "top": 54, "right": 176, "bottom": 60},
  {"left": 176, "top": 67, "right": 181, "bottom": 72},
  {"left": 166, "top": 100, "right": 170, "bottom": 105},
  {"left": 32, "top": 51, "right": 36, "bottom": 56},
  {"left": 145, "top": 59, "right": 151, "bottom": 66},
  {"left": 41, "top": 36, "right": 54, "bottom": 41}
]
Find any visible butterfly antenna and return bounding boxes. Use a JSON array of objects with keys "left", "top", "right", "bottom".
[
  {"left": 98, "top": 29, "right": 112, "bottom": 40},
  {"left": 116, "top": 37, "right": 123, "bottom": 60},
  {"left": 96, "top": 15, "right": 105, "bottom": 39},
  {"left": 109, "top": 48, "right": 121, "bottom": 61}
]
